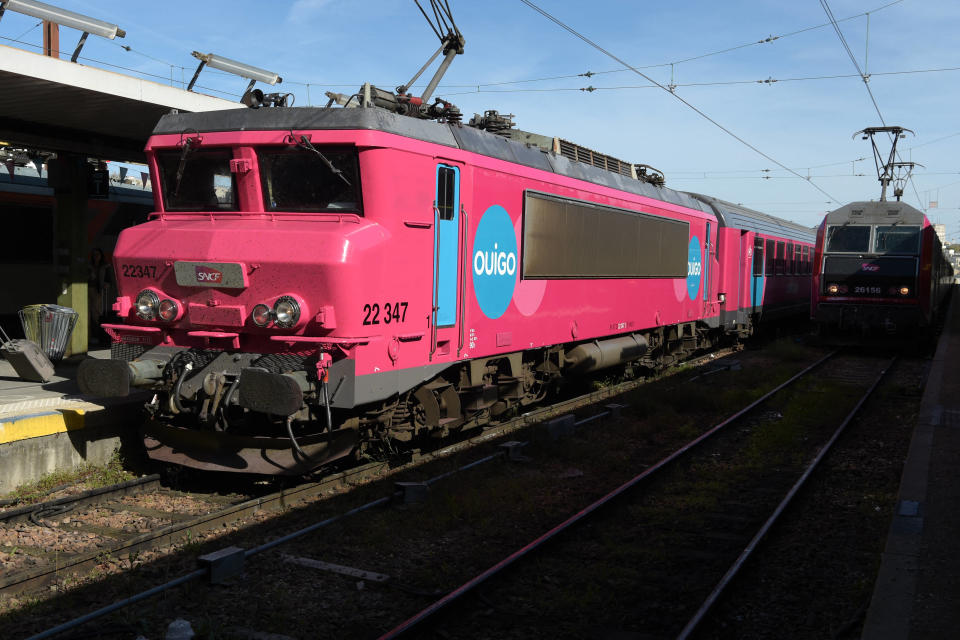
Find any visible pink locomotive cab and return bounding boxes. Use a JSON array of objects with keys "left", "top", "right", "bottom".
[{"left": 77, "top": 102, "right": 814, "bottom": 475}]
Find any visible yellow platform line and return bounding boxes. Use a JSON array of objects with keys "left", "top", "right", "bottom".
[{"left": 0, "top": 409, "right": 87, "bottom": 444}]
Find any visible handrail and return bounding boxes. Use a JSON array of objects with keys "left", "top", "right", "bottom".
[{"left": 430, "top": 203, "right": 440, "bottom": 362}]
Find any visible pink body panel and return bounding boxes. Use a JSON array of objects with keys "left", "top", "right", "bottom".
[{"left": 113, "top": 127, "right": 804, "bottom": 389}]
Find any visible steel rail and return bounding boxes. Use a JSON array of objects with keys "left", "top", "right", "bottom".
[
  {"left": 377, "top": 350, "right": 837, "bottom": 639},
  {"left": 25, "top": 452, "right": 507, "bottom": 640},
  {"left": 15, "top": 344, "right": 746, "bottom": 637},
  {"left": 675, "top": 355, "right": 897, "bottom": 640},
  {"left": 0, "top": 474, "right": 162, "bottom": 525},
  {"left": 2, "top": 360, "right": 650, "bottom": 598}
]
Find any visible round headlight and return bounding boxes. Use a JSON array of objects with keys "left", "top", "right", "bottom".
[
  {"left": 135, "top": 290, "right": 160, "bottom": 320},
  {"left": 158, "top": 299, "right": 180, "bottom": 322},
  {"left": 899, "top": 286, "right": 910, "bottom": 296},
  {"left": 251, "top": 303, "right": 273, "bottom": 327},
  {"left": 273, "top": 296, "right": 301, "bottom": 329},
  {"left": 827, "top": 284, "right": 839, "bottom": 294}
]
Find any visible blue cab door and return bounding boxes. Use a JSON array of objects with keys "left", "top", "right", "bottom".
[{"left": 434, "top": 164, "right": 460, "bottom": 327}]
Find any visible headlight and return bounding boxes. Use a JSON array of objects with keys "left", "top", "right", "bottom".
[
  {"left": 251, "top": 303, "right": 273, "bottom": 327},
  {"left": 158, "top": 299, "right": 180, "bottom": 322},
  {"left": 273, "top": 296, "right": 301, "bottom": 328},
  {"left": 899, "top": 286, "right": 910, "bottom": 296},
  {"left": 135, "top": 290, "right": 160, "bottom": 320},
  {"left": 827, "top": 284, "right": 839, "bottom": 294}
]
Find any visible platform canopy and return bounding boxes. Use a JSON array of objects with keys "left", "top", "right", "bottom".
[{"left": 0, "top": 44, "right": 238, "bottom": 161}]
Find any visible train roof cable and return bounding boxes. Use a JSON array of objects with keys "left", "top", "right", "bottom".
[{"left": 517, "top": 0, "right": 842, "bottom": 205}]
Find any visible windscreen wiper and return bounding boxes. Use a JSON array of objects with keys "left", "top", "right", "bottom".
[
  {"left": 173, "top": 136, "right": 197, "bottom": 197},
  {"left": 296, "top": 135, "right": 351, "bottom": 187}
]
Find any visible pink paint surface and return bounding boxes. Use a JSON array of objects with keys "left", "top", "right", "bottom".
[{"left": 114, "top": 126, "right": 812, "bottom": 381}]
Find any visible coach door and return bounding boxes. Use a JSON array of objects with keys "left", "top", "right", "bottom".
[
  {"left": 751, "top": 237, "right": 764, "bottom": 309},
  {"left": 433, "top": 164, "right": 461, "bottom": 352}
]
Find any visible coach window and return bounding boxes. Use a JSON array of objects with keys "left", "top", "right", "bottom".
[
  {"left": 765, "top": 239, "right": 775, "bottom": 275},
  {"left": 753, "top": 238, "right": 764, "bottom": 276},
  {"left": 793, "top": 244, "right": 803, "bottom": 275},
  {"left": 786, "top": 242, "right": 794, "bottom": 274},
  {"left": 826, "top": 225, "right": 870, "bottom": 252},
  {"left": 874, "top": 225, "right": 920, "bottom": 254},
  {"left": 258, "top": 146, "right": 361, "bottom": 213},
  {"left": 156, "top": 149, "right": 237, "bottom": 212},
  {"left": 776, "top": 241, "right": 785, "bottom": 275}
]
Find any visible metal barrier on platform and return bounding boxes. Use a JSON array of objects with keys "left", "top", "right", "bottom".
[{"left": 19, "top": 304, "right": 79, "bottom": 362}]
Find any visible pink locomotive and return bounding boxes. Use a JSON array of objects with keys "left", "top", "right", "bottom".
[{"left": 78, "top": 103, "right": 814, "bottom": 474}]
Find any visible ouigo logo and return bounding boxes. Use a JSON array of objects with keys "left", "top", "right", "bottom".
[
  {"left": 686, "top": 236, "right": 702, "bottom": 300},
  {"left": 472, "top": 204, "right": 518, "bottom": 319},
  {"left": 195, "top": 266, "right": 223, "bottom": 284}
]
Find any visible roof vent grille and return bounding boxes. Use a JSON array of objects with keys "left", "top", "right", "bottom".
[{"left": 557, "top": 139, "right": 633, "bottom": 177}]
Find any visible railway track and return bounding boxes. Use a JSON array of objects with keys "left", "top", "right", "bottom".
[
  {"left": 376, "top": 350, "right": 898, "bottom": 639},
  {"left": 0, "top": 349, "right": 735, "bottom": 607},
  {"left": 17, "top": 342, "right": 904, "bottom": 640}
]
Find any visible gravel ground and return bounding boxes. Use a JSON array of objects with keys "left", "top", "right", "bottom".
[
  {"left": 0, "top": 340, "right": 928, "bottom": 640},
  {"left": 696, "top": 353, "right": 928, "bottom": 639}
]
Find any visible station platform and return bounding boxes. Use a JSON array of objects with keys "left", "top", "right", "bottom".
[
  {"left": 862, "top": 288, "right": 960, "bottom": 639},
  {"left": 0, "top": 349, "right": 147, "bottom": 493}
]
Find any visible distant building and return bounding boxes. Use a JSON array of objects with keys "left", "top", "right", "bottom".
[{"left": 934, "top": 224, "right": 947, "bottom": 244}]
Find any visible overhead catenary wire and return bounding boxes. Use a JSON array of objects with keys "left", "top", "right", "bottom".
[
  {"left": 818, "top": 0, "right": 924, "bottom": 209},
  {"left": 4, "top": 0, "right": 906, "bottom": 102},
  {"left": 439, "top": 65, "right": 960, "bottom": 95},
  {"left": 670, "top": 127, "right": 960, "bottom": 181},
  {"left": 435, "top": 0, "right": 905, "bottom": 89},
  {"left": 516, "top": 0, "right": 841, "bottom": 205},
  {"left": 667, "top": 170, "right": 960, "bottom": 181},
  {"left": 14, "top": 20, "right": 42, "bottom": 41}
]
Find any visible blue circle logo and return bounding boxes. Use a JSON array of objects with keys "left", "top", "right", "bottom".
[
  {"left": 472, "top": 205, "right": 518, "bottom": 319},
  {"left": 687, "top": 236, "right": 702, "bottom": 300}
]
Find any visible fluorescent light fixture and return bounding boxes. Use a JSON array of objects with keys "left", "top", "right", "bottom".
[
  {"left": 191, "top": 52, "right": 280, "bottom": 85},
  {"left": 0, "top": 0, "right": 125, "bottom": 39},
  {"left": 187, "top": 51, "right": 282, "bottom": 95},
  {"left": 0, "top": 0, "right": 124, "bottom": 62}
]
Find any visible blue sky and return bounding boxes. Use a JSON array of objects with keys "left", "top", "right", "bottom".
[{"left": 2, "top": 1, "right": 958, "bottom": 234}]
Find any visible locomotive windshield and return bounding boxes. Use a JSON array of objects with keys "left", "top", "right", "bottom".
[
  {"left": 826, "top": 225, "right": 870, "bottom": 252},
  {"left": 258, "top": 147, "right": 361, "bottom": 213},
  {"left": 156, "top": 149, "right": 237, "bottom": 212},
  {"left": 874, "top": 225, "right": 920, "bottom": 254}
]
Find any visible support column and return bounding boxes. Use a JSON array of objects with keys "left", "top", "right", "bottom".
[
  {"left": 49, "top": 154, "right": 89, "bottom": 357},
  {"left": 42, "top": 21, "right": 59, "bottom": 58}
]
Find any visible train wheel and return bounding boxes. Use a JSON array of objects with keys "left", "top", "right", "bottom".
[{"left": 412, "top": 386, "right": 441, "bottom": 431}]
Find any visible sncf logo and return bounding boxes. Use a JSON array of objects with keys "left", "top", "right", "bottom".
[
  {"left": 195, "top": 266, "right": 223, "bottom": 284},
  {"left": 861, "top": 263, "right": 880, "bottom": 272}
]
